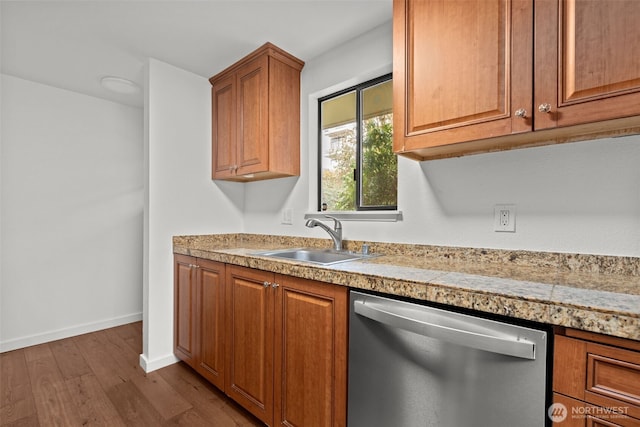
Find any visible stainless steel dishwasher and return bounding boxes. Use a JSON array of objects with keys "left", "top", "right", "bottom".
[{"left": 348, "top": 291, "right": 550, "bottom": 427}]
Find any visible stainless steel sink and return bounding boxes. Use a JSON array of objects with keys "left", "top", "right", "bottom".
[{"left": 255, "top": 248, "right": 377, "bottom": 266}]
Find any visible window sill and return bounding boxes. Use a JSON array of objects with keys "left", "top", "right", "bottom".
[{"left": 304, "top": 211, "right": 402, "bottom": 222}]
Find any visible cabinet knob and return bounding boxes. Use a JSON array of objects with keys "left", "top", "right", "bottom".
[
  {"left": 263, "top": 281, "right": 270, "bottom": 288},
  {"left": 538, "top": 103, "right": 552, "bottom": 113},
  {"left": 514, "top": 108, "right": 527, "bottom": 118},
  {"left": 272, "top": 282, "right": 280, "bottom": 288}
]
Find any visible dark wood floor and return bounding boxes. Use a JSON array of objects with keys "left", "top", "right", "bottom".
[{"left": 0, "top": 322, "right": 263, "bottom": 426}]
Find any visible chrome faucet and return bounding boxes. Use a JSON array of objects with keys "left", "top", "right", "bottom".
[{"left": 305, "top": 215, "right": 343, "bottom": 251}]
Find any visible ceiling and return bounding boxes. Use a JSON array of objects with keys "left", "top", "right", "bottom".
[{"left": 1, "top": 0, "right": 392, "bottom": 108}]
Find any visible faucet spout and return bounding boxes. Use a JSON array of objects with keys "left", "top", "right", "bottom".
[{"left": 305, "top": 216, "right": 343, "bottom": 251}]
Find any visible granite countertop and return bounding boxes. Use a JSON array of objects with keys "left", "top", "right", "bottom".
[{"left": 173, "top": 233, "right": 640, "bottom": 341}]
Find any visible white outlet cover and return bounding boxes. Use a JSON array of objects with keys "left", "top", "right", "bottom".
[
  {"left": 494, "top": 204, "right": 516, "bottom": 232},
  {"left": 282, "top": 208, "right": 293, "bottom": 225}
]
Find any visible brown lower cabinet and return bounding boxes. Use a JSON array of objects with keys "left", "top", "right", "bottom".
[
  {"left": 174, "top": 255, "right": 226, "bottom": 390},
  {"left": 174, "top": 254, "right": 197, "bottom": 366},
  {"left": 174, "top": 256, "right": 348, "bottom": 427},
  {"left": 553, "top": 329, "right": 640, "bottom": 427}
]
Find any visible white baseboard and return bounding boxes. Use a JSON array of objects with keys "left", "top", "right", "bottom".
[
  {"left": 0, "top": 312, "right": 143, "bottom": 353},
  {"left": 139, "top": 352, "right": 179, "bottom": 373}
]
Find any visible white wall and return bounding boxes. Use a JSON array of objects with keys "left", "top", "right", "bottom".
[
  {"left": 0, "top": 7, "right": 4, "bottom": 355},
  {"left": 243, "top": 23, "right": 395, "bottom": 236},
  {"left": 0, "top": 74, "right": 144, "bottom": 351},
  {"left": 141, "top": 58, "right": 243, "bottom": 371},
  {"left": 244, "top": 21, "right": 640, "bottom": 257}
]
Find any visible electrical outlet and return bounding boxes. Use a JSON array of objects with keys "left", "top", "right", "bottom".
[
  {"left": 494, "top": 204, "right": 516, "bottom": 232},
  {"left": 281, "top": 208, "right": 293, "bottom": 225}
]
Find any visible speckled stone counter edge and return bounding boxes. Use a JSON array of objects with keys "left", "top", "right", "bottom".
[
  {"left": 174, "top": 233, "right": 639, "bottom": 275},
  {"left": 173, "top": 233, "right": 640, "bottom": 341}
]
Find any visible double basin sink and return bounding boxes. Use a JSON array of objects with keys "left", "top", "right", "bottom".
[{"left": 255, "top": 247, "right": 378, "bottom": 266}]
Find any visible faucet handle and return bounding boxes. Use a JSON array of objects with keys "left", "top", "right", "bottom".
[{"left": 324, "top": 215, "right": 342, "bottom": 230}]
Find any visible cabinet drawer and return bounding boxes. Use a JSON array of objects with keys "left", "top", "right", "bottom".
[{"left": 585, "top": 342, "right": 640, "bottom": 420}]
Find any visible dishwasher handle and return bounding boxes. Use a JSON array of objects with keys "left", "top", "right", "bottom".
[{"left": 354, "top": 299, "right": 536, "bottom": 360}]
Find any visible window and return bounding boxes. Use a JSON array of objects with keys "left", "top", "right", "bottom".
[{"left": 318, "top": 74, "right": 397, "bottom": 211}]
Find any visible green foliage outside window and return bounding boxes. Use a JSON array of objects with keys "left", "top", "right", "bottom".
[{"left": 361, "top": 115, "right": 396, "bottom": 207}]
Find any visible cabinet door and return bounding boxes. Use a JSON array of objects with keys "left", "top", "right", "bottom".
[
  {"left": 274, "top": 276, "right": 348, "bottom": 427},
  {"left": 393, "top": 0, "right": 533, "bottom": 155},
  {"left": 553, "top": 393, "right": 640, "bottom": 427},
  {"left": 554, "top": 335, "right": 587, "bottom": 400},
  {"left": 174, "top": 254, "right": 197, "bottom": 367},
  {"left": 235, "top": 55, "right": 269, "bottom": 176},
  {"left": 212, "top": 74, "right": 236, "bottom": 179},
  {"left": 225, "top": 266, "right": 274, "bottom": 425},
  {"left": 195, "top": 259, "right": 226, "bottom": 390},
  {"left": 535, "top": 0, "right": 640, "bottom": 129}
]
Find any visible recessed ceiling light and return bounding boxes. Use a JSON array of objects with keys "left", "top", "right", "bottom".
[{"left": 100, "top": 76, "right": 140, "bottom": 95}]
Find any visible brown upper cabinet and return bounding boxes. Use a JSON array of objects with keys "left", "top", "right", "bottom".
[
  {"left": 209, "top": 43, "right": 304, "bottom": 181},
  {"left": 393, "top": 0, "right": 640, "bottom": 161}
]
